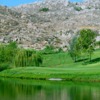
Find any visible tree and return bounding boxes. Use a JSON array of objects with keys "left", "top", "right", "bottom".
[
  {"left": 14, "top": 49, "right": 43, "bottom": 67},
  {"left": 79, "top": 29, "right": 97, "bottom": 61},
  {"left": 68, "top": 34, "right": 81, "bottom": 62},
  {"left": 69, "top": 29, "right": 97, "bottom": 62}
]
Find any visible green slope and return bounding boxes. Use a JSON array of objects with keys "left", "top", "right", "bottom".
[{"left": 0, "top": 50, "right": 100, "bottom": 82}]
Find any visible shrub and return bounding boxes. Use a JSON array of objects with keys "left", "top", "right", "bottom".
[
  {"left": 41, "top": 45, "right": 55, "bottom": 54},
  {"left": 0, "top": 63, "right": 10, "bottom": 71},
  {"left": 0, "top": 42, "right": 17, "bottom": 63},
  {"left": 39, "top": 8, "right": 49, "bottom": 12},
  {"left": 0, "top": 42, "right": 18, "bottom": 71},
  {"left": 14, "top": 49, "right": 43, "bottom": 67},
  {"left": 32, "top": 53, "right": 43, "bottom": 66},
  {"left": 0, "top": 42, "right": 43, "bottom": 68},
  {"left": 74, "top": 6, "right": 82, "bottom": 11},
  {"left": 14, "top": 49, "right": 27, "bottom": 67}
]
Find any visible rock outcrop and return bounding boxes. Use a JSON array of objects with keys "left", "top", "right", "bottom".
[{"left": 0, "top": 0, "right": 100, "bottom": 50}]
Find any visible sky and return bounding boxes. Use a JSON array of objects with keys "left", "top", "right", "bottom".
[{"left": 0, "top": 0, "right": 83, "bottom": 7}]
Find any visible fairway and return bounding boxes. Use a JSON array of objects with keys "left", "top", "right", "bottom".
[
  {"left": 42, "top": 49, "right": 100, "bottom": 68},
  {"left": 0, "top": 50, "right": 100, "bottom": 82}
]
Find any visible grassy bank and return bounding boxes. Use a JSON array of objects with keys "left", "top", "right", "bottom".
[
  {"left": 0, "top": 49, "right": 100, "bottom": 82},
  {"left": 0, "top": 65, "right": 100, "bottom": 82}
]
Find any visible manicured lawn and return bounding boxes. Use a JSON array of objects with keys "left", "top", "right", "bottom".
[
  {"left": 42, "top": 49, "right": 100, "bottom": 68},
  {"left": 0, "top": 49, "right": 100, "bottom": 82}
]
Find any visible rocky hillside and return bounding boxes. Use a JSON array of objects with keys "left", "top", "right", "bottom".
[{"left": 0, "top": 0, "right": 100, "bottom": 50}]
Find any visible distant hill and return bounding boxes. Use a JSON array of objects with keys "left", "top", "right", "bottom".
[{"left": 0, "top": 0, "right": 100, "bottom": 50}]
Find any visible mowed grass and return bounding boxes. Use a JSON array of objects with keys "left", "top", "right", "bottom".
[
  {"left": 42, "top": 49, "right": 100, "bottom": 68},
  {"left": 0, "top": 49, "right": 100, "bottom": 82},
  {"left": 42, "top": 52, "right": 73, "bottom": 67}
]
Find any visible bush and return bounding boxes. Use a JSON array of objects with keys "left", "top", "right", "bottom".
[
  {"left": 0, "top": 42, "right": 43, "bottom": 69},
  {"left": 0, "top": 42, "right": 17, "bottom": 63},
  {"left": 41, "top": 45, "right": 55, "bottom": 54},
  {"left": 40, "top": 45, "right": 64, "bottom": 54},
  {"left": 0, "top": 63, "right": 10, "bottom": 71},
  {"left": 39, "top": 8, "right": 49, "bottom": 12},
  {"left": 32, "top": 53, "right": 43, "bottom": 66},
  {"left": 0, "top": 42, "right": 18, "bottom": 70},
  {"left": 14, "top": 49, "right": 43, "bottom": 67},
  {"left": 74, "top": 6, "right": 82, "bottom": 11}
]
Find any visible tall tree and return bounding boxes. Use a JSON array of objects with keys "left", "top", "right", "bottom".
[{"left": 69, "top": 29, "right": 97, "bottom": 62}]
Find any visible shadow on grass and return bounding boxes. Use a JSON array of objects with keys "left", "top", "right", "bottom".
[
  {"left": 83, "top": 57, "right": 100, "bottom": 65},
  {"left": 75, "top": 58, "right": 88, "bottom": 63}
]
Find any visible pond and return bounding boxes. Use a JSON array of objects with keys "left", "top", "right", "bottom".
[{"left": 0, "top": 78, "right": 100, "bottom": 100}]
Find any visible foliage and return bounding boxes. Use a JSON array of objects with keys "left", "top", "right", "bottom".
[
  {"left": 39, "top": 8, "right": 49, "bottom": 12},
  {"left": 69, "top": 29, "right": 97, "bottom": 62},
  {"left": 41, "top": 45, "right": 63, "bottom": 54},
  {"left": 68, "top": 34, "right": 80, "bottom": 62},
  {"left": 0, "top": 63, "right": 10, "bottom": 71},
  {"left": 0, "top": 49, "right": 100, "bottom": 81},
  {"left": 0, "top": 49, "right": 99, "bottom": 81},
  {"left": 32, "top": 53, "right": 43, "bottom": 66},
  {"left": 96, "top": 41, "right": 100, "bottom": 49},
  {"left": 14, "top": 49, "right": 42, "bottom": 67},
  {"left": 79, "top": 29, "right": 97, "bottom": 61},
  {"left": 0, "top": 42, "right": 17, "bottom": 71},
  {"left": 41, "top": 45, "right": 55, "bottom": 54},
  {"left": 0, "top": 42, "right": 17, "bottom": 63},
  {"left": 74, "top": 6, "right": 82, "bottom": 11},
  {"left": 0, "top": 42, "right": 43, "bottom": 70}
]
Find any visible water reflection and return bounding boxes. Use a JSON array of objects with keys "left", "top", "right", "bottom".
[{"left": 0, "top": 78, "right": 100, "bottom": 100}]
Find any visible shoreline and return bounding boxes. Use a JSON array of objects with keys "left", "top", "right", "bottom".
[{"left": 0, "top": 67, "right": 100, "bottom": 82}]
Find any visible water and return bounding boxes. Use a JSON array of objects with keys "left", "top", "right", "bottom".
[{"left": 0, "top": 78, "right": 100, "bottom": 100}]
